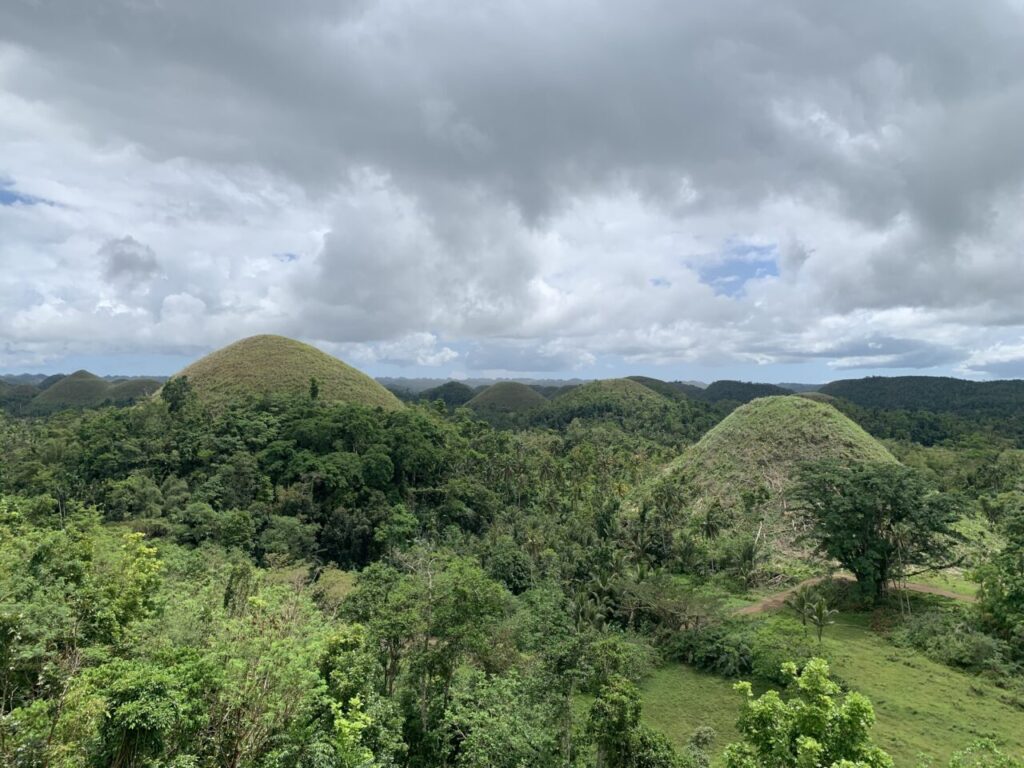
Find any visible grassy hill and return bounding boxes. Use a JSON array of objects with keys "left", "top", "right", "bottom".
[
  {"left": 107, "top": 378, "right": 162, "bottom": 403},
  {"left": 25, "top": 372, "right": 161, "bottom": 413},
  {"left": 466, "top": 381, "right": 547, "bottom": 413},
  {"left": 38, "top": 373, "right": 67, "bottom": 391},
  {"left": 170, "top": 335, "right": 402, "bottom": 410},
  {"left": 650, "top": 396, "right": 896, "bottom": 556},
  {"left": 29, "top": 370, "right": 113, "bottom": 413},
  {"left": 530, "top": 378, "right": 715, "bottom": 444},
  {"left": 419, "top": 380, "right": 477, "bottom": 408}
]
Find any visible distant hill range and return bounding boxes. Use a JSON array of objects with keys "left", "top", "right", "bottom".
[
  {"left": 5, "top": 357, "right": 1023, "bottom": 442},
  {"left": 819, "top": 376, "right": 1024, "bottom": 414},
  {"left": 0, "top": 370, "right": 164, "bottom": 415}
]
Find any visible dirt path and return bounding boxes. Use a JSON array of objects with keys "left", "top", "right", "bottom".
[{"left": 736, "top": 574, "right": 976, "bottom": 615}]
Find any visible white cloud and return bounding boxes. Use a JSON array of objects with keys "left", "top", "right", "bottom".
[{"left": 2, "top": 1, "right": 1024, "bottom": 376}]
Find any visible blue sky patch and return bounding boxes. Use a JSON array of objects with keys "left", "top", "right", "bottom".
[
  {"left": 0, "top": 179, "right": 52, "bottom": 207},
  {"left": 275, "top": 252, "right": 300, "bottom": 263},
  {"left": 698, "top": 241, "right": 779, "bottom": 297}
]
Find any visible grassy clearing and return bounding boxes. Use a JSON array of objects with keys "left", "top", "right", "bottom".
[
  {"left": 641, "top": 612, "right": 1024, "bottom": 767},
  {"left": 639, "top": 665, "right": 742, "bottom": 753}
]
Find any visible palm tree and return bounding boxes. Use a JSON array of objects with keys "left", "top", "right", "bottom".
[
  {"left": 808, "top": 597, "right": 838, "bottom": 643},
  {"left": 783, "top": 586, "right": 814, "bottom": 629}
]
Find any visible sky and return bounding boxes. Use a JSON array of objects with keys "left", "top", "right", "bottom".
[{"left": 3, "top": 1, "right": 1024, "bottom": 383}]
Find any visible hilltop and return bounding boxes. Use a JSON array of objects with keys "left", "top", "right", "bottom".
[
  {"left": 419, "top": 380, "right": 477, "bottom": 408},
  {"left": 628, "top": 376, "right": 706, "bottom": 400},
  {"left": 820, "top": 375, "right": 1024, "bottom": 414},
  {"left": 466, "top": 381, "right": 546, "bottom": 413},
  {"left": 27, "top": 371, "right": 161, "bottom": 413},
  {"left": 170, "top": 335, "right": 402, "bottom": 410},
  {"left": 531, "top": 377, "right": 715, "bottom": 443},
  {"left": 649, "top": 396, "right": 896, "bottom": 557}
]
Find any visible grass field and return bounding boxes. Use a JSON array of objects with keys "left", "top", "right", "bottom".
[{"left": 640, "top": 612, "right": 1024, "bottom": 767}]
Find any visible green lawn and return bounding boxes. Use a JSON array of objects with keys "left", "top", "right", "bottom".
[{"left": 641, "top": 613, "right": 1024, "bottom": 767}]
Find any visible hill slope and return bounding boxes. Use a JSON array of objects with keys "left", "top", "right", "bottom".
[
  {"left": 419, "top": 381, "right": 477, "bottom": 408},
  {"left": 171, "top": 335, "right": 402, "bottom": 410},
  {"left": 531, "top": 378, "right": 714, "bottom": 443},
  {"left": 466, "top": 381, "right": 547, "bottom": 413},
  {"left": 29, "top": 370, "right": 112, "bottom": 412},
  {"left": 699, "top": 380, "right": 793, "bottom": 403},
  {"left": 650, "top": 396, "right": 896, "bottom": 556},
  {"left": 820, "top": 375, "right": 1024, "bottom": 414},
  {"left": 628, "top": 376, "right": 706, "bottom": 400},
  {"left": 107, "top": 378, "right": 163, "bottom": 403}
]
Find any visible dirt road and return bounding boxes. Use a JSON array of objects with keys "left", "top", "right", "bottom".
[{"left": 736, "top": 574, "right": 976, "bottom": 615}]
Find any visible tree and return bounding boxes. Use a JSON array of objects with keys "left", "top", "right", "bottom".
[
  {"left": 310, "top": 376, "right": 320, "bottom": 401},
  {"left": 784, "top": 586, "right": 814, "bottom": 628},
  {"left": 794, "top": 461, "right": 961, "bottom": 600},
  {"left": 723, "top": 658, "right": 893, "bottom": 768},
  {"left": 975, "top": 506, "right": 1024, "bottom": 658},
  {"left": 587, "top": 676, "right": 680, "bottom": 768},
  {"left": 807, "top": 597, "right": 837, "bottom": 643},
  {"left": 160, "top": 376, "right": 192, "bottom": 414}
]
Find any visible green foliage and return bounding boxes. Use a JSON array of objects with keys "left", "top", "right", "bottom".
[
  {"left": 723, "top": 658, "right": 893, "bottom": 768},
  {"left": 795, "top": 461, "right": 962, "bottom": 599},
  {"left": 698, "top": 380, "right": 793, "bottom": 404},
  {"left": 807, "top": 597, "right": 838, "bottom": 643},
  {"left": 532, "top": 378, "right": 710, "bottom": 445},
  {"left": 466, "top": 381, "right": 547, "bottom": 417},
  {"left": 647, "top": 396, "right": 895, "bottom": 573},
  {"left": 419, "top": 381, "right": 476, "bottom": 409},
  {"left": 821, "top": 377, "right": 1024, "bottom": 446},
  {"left": 946, "top": 740, "right": 1024, "bottom": 768},
  {"left": 975, "top": 506, "right": 1024, "bottom": 658},
  {"left": 443, "top": 669, "right": 561, "bottom": 768},
  {"left": 23, "top": 371, "right": 160, "bottom": 415},
  {"left": 588, "top": 675, "right": 681, "bottom": 768}
]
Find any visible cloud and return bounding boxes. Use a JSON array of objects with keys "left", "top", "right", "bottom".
[
  {"left": 2, "top": 1, "right": 1024, "bottom": 376},
  {"left": 101, "top": 236, "right": 160, "bottom": 282}
]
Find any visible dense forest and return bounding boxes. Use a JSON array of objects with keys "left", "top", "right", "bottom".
[{"left": 1, "top": 346, "right": 1023, "bottom": 767}]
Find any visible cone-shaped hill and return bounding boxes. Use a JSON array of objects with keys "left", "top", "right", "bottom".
[
  {"left": 28, "top": 371, "right": 162, "bottom": 413},
  {"left": 647, "top": 395, "right": 897, "bottom": 553},
  {"left": 420, "top": 380, "right": 477, "bottom": 408},
  {"left": 533, "top": 378, "right": 707, "bottom": 443},
  {"left": 466, "top": 381, "right": 546, "bottom": 413},
  {"left": 169, "top": 335, "right": 402, "bottom": 410},
  {"left": 29, "top": 370, "right": 111, "bottom": 412}
]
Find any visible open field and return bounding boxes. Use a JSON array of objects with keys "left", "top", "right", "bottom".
[{"left": 640, "top": 612, "right": 1024, "bottom": 767}]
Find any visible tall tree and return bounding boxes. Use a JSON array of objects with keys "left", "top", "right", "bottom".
[{"left": 794, "top": 461, "right": 961, "bottom": 600}]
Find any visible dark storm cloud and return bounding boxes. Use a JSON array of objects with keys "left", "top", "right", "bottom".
[{"left": 101, "top": 237, "right": 159, "bottom": 283}]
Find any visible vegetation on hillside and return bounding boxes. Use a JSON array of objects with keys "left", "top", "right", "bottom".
[
  {"left": 698, "top": 380, "right": 793, "bottom": 404},
  {"left": 418, "top": 380, "right": 477, "bottom": 408},
  {"left": 1, "top": 357, "right": 1022, "bottom": 767},
  {"left": 466, "top": 380, "right": 546, "bottom": 415},
  {"left": 644, "top": 396, "right": 896, "bottom": 579}
]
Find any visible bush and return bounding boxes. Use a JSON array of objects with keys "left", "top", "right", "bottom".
[
  {"left": 665, "top": 617, "right": 818, "bottom": 684},
  {"left": 891, "top": 608, "right": 1017, "bottom": 677}
]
